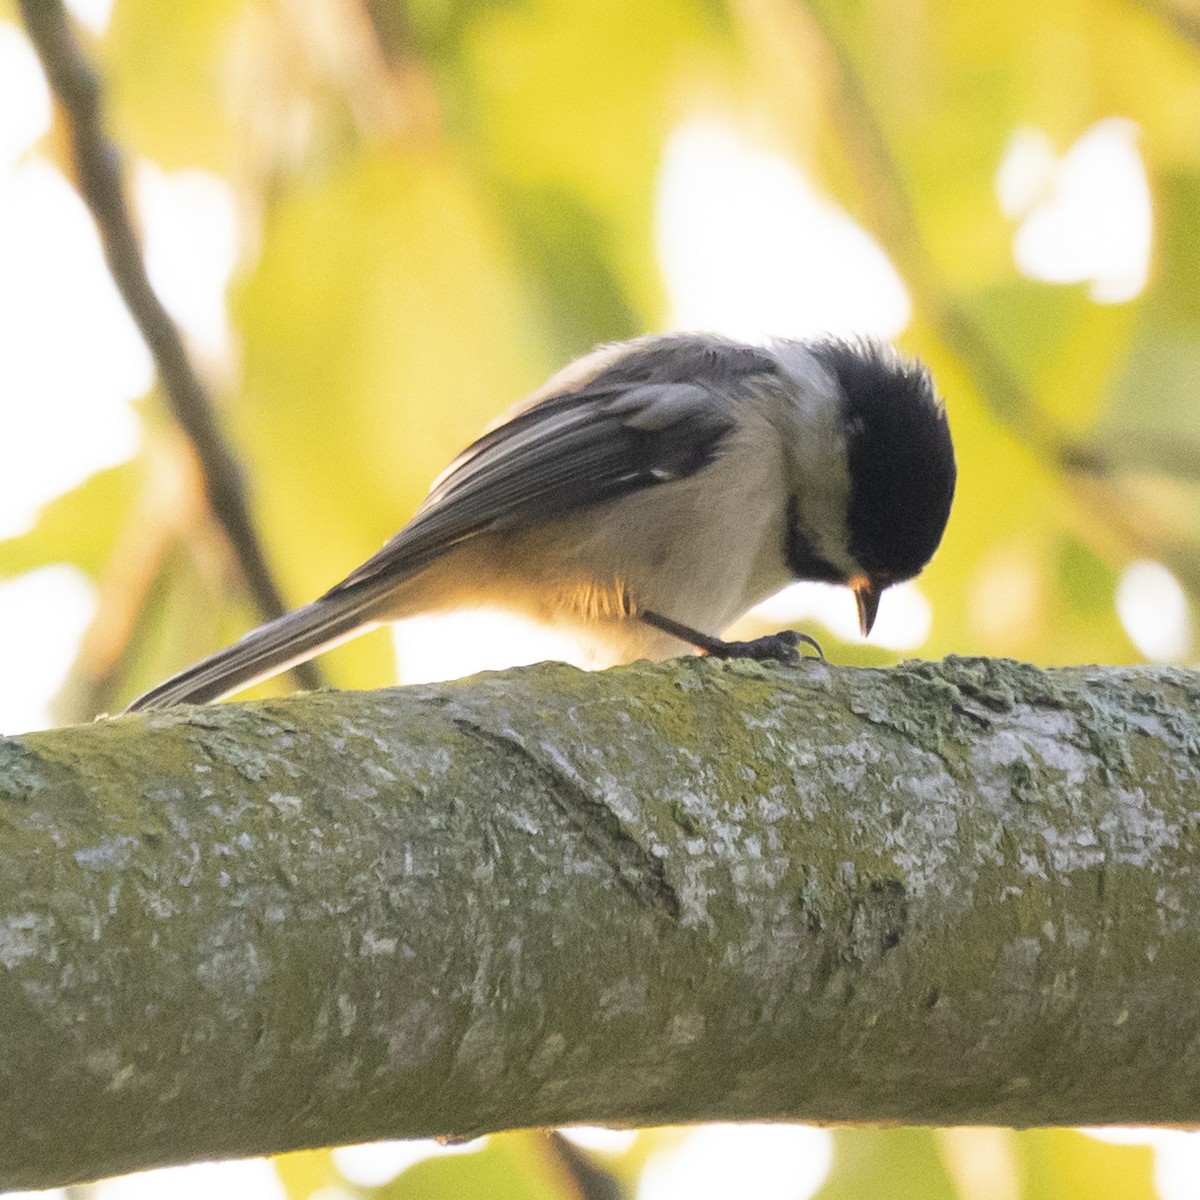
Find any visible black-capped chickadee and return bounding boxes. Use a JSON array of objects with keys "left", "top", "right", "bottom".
[{"left": 128, "top": 333, "right": 956, "bottom": 710}]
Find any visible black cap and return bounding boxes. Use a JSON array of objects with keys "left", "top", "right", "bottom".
[{"left": 810, "top": 338, "right": 956, "bottom": 585}]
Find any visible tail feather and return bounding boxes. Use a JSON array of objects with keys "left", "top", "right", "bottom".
[{"left": 126, "top": 589, "right": 383, "bottom": 711}]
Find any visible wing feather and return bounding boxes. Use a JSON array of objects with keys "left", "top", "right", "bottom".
[{"left": 328, "top": 337, "right": 776, "bottom": 599}]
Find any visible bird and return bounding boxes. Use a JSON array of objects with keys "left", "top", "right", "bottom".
[{"left": 127, "top": 332, "right": 956, "bottom": 710}]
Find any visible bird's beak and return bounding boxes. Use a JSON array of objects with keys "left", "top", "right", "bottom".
[{"left": 851, "top": 575, "right": 881, "bottom": 638}]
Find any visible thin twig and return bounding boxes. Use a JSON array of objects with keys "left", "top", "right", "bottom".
[
  {"left": 16, "top": 0, "right": 323, "bottom": 692},
  {"left": 544, "top": 1133, "right": 626, "bottom": 1200}
]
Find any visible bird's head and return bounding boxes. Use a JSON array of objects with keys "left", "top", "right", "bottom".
[{"left": 781, "top": 338, "right": 956, "bottom": 637}]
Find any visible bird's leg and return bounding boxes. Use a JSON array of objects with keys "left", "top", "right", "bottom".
[{"left": 639, "top": 609, "right": 823, "bottom": 664}]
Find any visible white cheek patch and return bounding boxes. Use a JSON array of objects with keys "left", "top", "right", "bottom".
[{"left": 767, "top": 342, "right": 859, "bottom": 579}]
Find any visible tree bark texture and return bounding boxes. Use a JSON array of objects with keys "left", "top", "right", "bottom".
[{"left": 1, "top": 655, "right": 1199, "bottom": 1188}]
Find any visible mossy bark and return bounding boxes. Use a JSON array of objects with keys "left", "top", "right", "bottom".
[{"left": 2, "top": 655, "right": 1199, "bottom": 1188}]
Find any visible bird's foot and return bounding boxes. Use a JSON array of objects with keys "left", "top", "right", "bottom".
[
  {"left": 640, "top": 609, "right": 823, "bottom": 664},
  {"left": 703, "top": 629, "right": 824, "bottom": 664}
]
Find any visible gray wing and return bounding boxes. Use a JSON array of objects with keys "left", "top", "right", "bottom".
[
  {"left": 325, "top": 336, "right": 776, "bottom": 600},
  {"left": 125, "top": 335, "right": 777, "bottom": 708}
]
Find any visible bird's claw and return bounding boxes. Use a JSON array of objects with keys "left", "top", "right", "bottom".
[{"left": 707, "top": 629, "right": 824, "bottom": 665}]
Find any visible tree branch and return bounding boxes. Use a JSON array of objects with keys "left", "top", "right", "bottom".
[
  {"left": 2, "top": 656, "right": 1200, "bottom": 1188},
  {"left": 15, "top": 0, "right": 322, "bottom": 691}
]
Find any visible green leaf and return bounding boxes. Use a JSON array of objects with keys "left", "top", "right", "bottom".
[
  {"left": 494, "top": 182, "right": 641, "bottom": 364},
  {"left": 101, "top": 0, "right": 244, "bottom": 171},
  {"left": 274, "top": 1147, "right": 346, "bottom": 1200},
  {"left": 1108, "top": 172, "right": 1200, "bottom": 435},
  {"left": 461, "top": 0, "right": 735, "bottom": 322},
  {"left": 229, "top": 147, "right": 554, "bottom": 688},
  {"left": 379, "top": 1133, "right": 567, "bottom": 1200},
  {"left": 0, "top": 461, "right": 138, "bottom": 581},
  {"left": 1015, "top": 1129, "right": 1158, "bottom": 1200},
  {"left": 812, "top": 1128, "right": 960, "bottom": 1200}
]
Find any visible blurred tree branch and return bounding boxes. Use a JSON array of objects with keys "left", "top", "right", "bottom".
[
  {"left": 801, "top": 2, "right": 1071, "bottom": 452},
  {"left": 3, "top": 655, "right": 1200, "bottom": 1189},
  {"left": 1132, "top": 0, "right": 1200, "bottom": 50},
  {"left": 15, "top": 0, "right": 322, "bottom": 692}
]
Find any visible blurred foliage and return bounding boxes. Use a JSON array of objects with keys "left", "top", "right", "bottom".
[{"left": 4, "top": 0, "right": 1200, "bottom": 1193}]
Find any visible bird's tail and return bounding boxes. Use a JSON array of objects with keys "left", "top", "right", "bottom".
[{"left": 126, "top": 587, "right": 386, "bottom": 711}]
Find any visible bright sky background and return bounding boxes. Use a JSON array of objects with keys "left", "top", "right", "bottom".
[{"left": 0, "top": 9, "right": 1191, "bottom": 1198}]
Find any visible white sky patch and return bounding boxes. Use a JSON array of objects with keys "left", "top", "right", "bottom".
[
  {"left": 656, "top": 121, "right": 911, "bottom": 342},
  {"left": 0, "top": 567, "right": 94, "bottom": 734},
  {"left": 0, "top": 158, "right": 149, "bottom": 537},
  {"left": 135, "top": 162, "right": 239, "bottom": 363},
  {"left": 64, "top": 0, "right": 115, "bottom": 36},
  {"left": 1081, "top": 1127, "right": 1200, "bottom": 1200},
  {"left": 738, "top": 579, "right": 932, "bottom": 651},
  {"left": 997, "top": 118, "right": 1152, "bottom": 303},
  {"left": 1081, "top": 1126, "right": 1168, "bottom": 1146},
  {"left": 393, "top": 609, "right": 596, "bottom": 684},
  {"left": 1153, "top": 1132, "right": 1200, "bottom": 1200},
  {"left": 332, "top": 1137, "right": 487, "bottom": 1188},
  {"left": 558, "top": 1127, "right": 640, "bottom": 1154},
  {"left": 87, "top": 1158, "right": 285, "bottom": 1200},
  {"left": 0, "top": 23, "right": 50, "bottom": 168},
  {"left": 638, "top": 1124, "right": 832, "bottom": 1200},
  {"left": 1115, "top": 559, "right": 1191, "bottom": 662}
]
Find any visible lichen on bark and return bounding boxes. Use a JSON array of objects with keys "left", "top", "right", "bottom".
[{"left": 1, "top": 654, "right": 1200, "bottom": 1189}]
